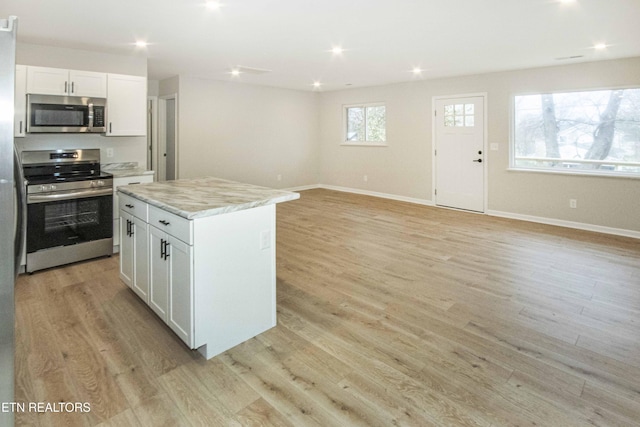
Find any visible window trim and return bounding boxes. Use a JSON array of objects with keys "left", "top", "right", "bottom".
[
  {"left": 509, "top": 85, "right": 640, "bottom": 178},
  {"left": 341, "top": 102, "right": 387, "bottom": 146}
]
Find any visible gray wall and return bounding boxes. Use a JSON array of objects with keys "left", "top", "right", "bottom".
[
  {"left": 15, "top": 43, "right": 148, "bottom": 167},
  {"left": 318, "top": 57, "right": 640, "bottom": 233},
  {"left": 175, "top": 76, "right": 319, "bottom": 188}
]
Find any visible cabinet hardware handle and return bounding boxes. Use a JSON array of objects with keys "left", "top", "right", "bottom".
[
  {"left": 64, "top": 81, "right": 68, "bottom": 93},
  {"left": 19, "top": 121, "right": 22, "bottom": 134},
  {"left": 473, "top": 158, "right": 482, "bottom": 163},
  {"left": 125, "top": 204, "right": 134, "bottom": 208},
  {"left": 160, "top": 239, "right": 170, "bottom": 260},
  {"left": 126, "top": 219, "right": 130, "bottom": 237},
  {"left": 129, "top": 220, "right": 134, "bottom": 236},
  {"left": 159, "top": 220, "right": 170, "bottom": 226},
  {"left": 71, "top": 82, "right": 74, "bottom": 93},
  {"left": 109, "top": 122, "right": 112, "bottom": 133}
]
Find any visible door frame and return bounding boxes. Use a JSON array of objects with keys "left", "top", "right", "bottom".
[
  {"left": 157, "top": 93, "right": 179, "bottom": 181},
  {"left": 431, "top": 92, "right": 488, "bottom": 213},
  {"left": 147, "top": 95, "right": 158, "bottom": 171}
]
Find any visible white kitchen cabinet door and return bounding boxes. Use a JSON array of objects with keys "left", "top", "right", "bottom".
[
  {"left": 14, "top": 65, "right": 26, "bottom": 137},
  {"left": 68, "top": 70, "right": 107, "bottom": 97},
  {"left": 132, "top": 217, "right": 150, "bottom": 303},
  {"left": 26, "top": 66, "right": 69, "bottom": 95},
  {"left": 119, "top": 211, "right": 135, "bottom": 288},
  {"left": 148, "top": 225, "right": 169, "bottom": 321},
  {"left": 167, "top": 237, "right": 193, "bottom": 347},
  {"left": 106, "top": 74, "right": 147, "bottom": 136},
  {"left": 26, "top": 66, "right": 107, "bottom": 97}
]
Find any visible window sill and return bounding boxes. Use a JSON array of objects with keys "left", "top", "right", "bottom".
[
  {"left": 507, "top": 167, "right": 640, "bottom": 180},
  {"left": 341, "top": 142, "right": 388, "bottom": 147}
]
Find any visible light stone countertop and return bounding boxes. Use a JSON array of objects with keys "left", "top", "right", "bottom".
[
  {"left": 117, "top": 176, "right": 300, "bottom": 219},
  {"left": 102, "top": 162, "right": 155, "bottom": 178}
]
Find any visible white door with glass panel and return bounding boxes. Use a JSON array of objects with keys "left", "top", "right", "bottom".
[{"left": 434, "top": 96, "right": 485, "bottom": 212}]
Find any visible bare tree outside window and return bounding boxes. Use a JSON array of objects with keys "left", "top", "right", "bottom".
[{"left": 514, "top": 89, "right": 640, "bottom": 174}]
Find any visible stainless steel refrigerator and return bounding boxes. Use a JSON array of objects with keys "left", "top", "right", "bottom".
[{"left": 0, "top": 15, "right": 22, "bottom": 427}]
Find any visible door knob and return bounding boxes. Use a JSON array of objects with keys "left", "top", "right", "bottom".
[{"left": 473, "top": 159, "right": 483, "bottom": 163}]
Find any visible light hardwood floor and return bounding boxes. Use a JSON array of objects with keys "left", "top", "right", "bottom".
[{"left": 15, "top": 188, "right": 640, "bottom": 426}]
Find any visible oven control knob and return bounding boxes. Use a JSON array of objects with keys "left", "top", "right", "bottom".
[
  {"left": 90, "top": 181, "right": 96, "bottom": 187},
  {"left": 50, "top": 184, "right": 57, "bottom": 190},
  {"left": 97, "top": 180, "right": 104, "bottom": 187},
  {"left": 40, "top": 185, "right": 49, "bottom": 192}
]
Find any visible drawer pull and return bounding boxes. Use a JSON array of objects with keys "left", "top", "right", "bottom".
[
  {"left": 159, "top": 220, "right": 170, "bottom": 226},
  {"left": 125, "top": 204, "right": 134, "bottom": 209}
]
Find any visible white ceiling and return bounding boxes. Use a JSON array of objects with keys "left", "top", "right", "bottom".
[{"left": 2, "top": 0, "right": 640, "bottom": 91}]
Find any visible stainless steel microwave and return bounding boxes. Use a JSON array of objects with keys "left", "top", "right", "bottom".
[{"left": 26, "top": 94, "right": 106, "bottom": 133}]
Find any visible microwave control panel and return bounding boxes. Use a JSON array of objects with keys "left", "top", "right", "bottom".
[{"left": 93, "top": 106, "right": 105, "bottom": 127}]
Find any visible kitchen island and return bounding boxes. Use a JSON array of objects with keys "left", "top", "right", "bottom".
[{"left": 117, "top": 177, "right": 299, "bottom": 359}]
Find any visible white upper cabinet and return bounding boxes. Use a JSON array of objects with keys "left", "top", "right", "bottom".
[
  {"left": 26, "top": 66, "right": 107, "bottom": 97},
  {"left": 68, "top": 70, "right": 108, "bottom": 97},
  {"left": 106, "top": 74, "right": 147, "bottom": 136},
  {"left": 14, "top": 65, "right": 27, "bottom": 137}
]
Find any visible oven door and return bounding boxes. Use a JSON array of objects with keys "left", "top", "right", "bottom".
[{"left": 26, "top": 190, "right": 113, "bottom": 253}]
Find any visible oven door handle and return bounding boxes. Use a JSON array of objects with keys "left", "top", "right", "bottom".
[{"left": 27, "top": 187, "right": 113, "bottom": 203}]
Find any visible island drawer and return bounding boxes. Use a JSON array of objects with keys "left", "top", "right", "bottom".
[
  {"left": 149, "top": 205, "right": 193, "bottom": 244},
  {"left": 119, "top": 193, "right": 149, "bottom": 222}
]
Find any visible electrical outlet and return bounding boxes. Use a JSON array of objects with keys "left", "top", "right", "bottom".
[
  {"left": 106, "top": 148, "right": 114, "bottom": 158},
  {"left": 569, "top": 199, "right": 577, "bottom": 209}
]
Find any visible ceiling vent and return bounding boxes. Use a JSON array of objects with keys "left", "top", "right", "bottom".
[
  {"left": 233, "top": 65, "right": 272, "bottom": 75},
  {"left": 555, "top": 55, "right": 584, "bottom": 61}
]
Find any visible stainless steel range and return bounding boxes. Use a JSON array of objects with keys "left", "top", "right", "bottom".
[{"left": 22, "top": 149, "right": 113, "bottom": 273}]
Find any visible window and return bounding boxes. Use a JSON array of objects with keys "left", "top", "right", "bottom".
[
  {"left": 444, "top": 103, "right": 475, "bottom": 127},
  {"left": 344, "top": 103, "right": 386, "bottom": 144},
  {"left": 512, "top": 88, "right": 640, "bottom": 176}
]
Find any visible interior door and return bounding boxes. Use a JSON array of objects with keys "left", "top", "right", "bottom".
[{"left": 434, "top": 96, "right": 485, "bottom": 212}]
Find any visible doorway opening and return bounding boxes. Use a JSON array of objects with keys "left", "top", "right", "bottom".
[{"left": 157, "top": 94, "right": 178, "bottom": 181}]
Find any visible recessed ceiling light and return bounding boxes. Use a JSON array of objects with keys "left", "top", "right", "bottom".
[
  {"left": 559, "top": 0, "right": 576, "bottom": 4},
  {"left": 135, "top": 41, "right": 148, "bottom": 48},
  {"left": 312, "top": 81, "right": 322, "bottom": 88},
  {"left": 593, "top": 43, "right": 607, "bottom": 50},
  {"left": 331, "top": 46, "right": 344, "bottom": 55},
  {"left": 230, "top": 69, "right": 241, "bottom": 76},
  {"left": 412, "top": 67, "right": 423, "bottom": 75},
  {"left": 206, "top": 1, "right": 222, "bottom": 10}
]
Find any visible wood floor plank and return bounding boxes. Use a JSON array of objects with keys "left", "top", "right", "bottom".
[{"left": 14, "top": 188, "right": 640, "bottom": 426}]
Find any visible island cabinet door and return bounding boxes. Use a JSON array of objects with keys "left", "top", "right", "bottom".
[
  {"left": 119, "top": 210, "right": 134, "bottom": 288},
  {"left": 148, "top": 226, "right": 169, "bottom": 322},
  {"left": 167, "top": 236, "right": 194, "bottom": 347},
  {"left": 132, "top": 217, "right": 149, "bottom": 303}
]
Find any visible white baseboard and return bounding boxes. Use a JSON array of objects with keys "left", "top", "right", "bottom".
[
  {"left": 486, "top": 210, "right": 640, "bottom": 240},
  {"left": 317, "top": 184, "right": 434, "bottom": 206},
  {"left": 284, "top": 183, "right": 639, "bottom": 240},
  {"left": 284, "top": 184, "right": 321, "bottom": 192}
]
